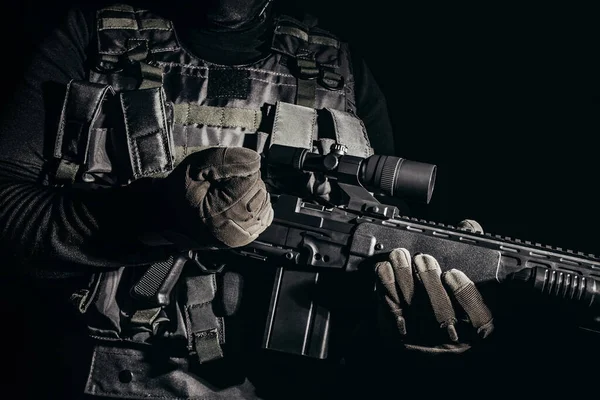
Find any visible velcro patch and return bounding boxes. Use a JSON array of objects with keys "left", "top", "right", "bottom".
[{"left": 207, "top": 69, "right": 250, "bottom": 100}]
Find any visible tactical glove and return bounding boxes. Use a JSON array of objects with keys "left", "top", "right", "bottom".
[
  {"left": 160, "top": 147, "right": 273, "bottom": 248},
  {"left": 374, "top": 247, "right": 494, "bottom": 354}
]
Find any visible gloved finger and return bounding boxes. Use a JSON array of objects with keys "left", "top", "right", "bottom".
[
  {"left": 442, "top": 269, "right": 494, "bottom": 338},
  {"left": 375, "top": 261, "right": 406, "bottom": 335},
  {"left": 187, "top": 147, "right": 261, "bottom": 182},
  {"left": 457, "top": 219, "right": 484, "bottom": 234},
  {"left": 388, "top": 248, "right": 414, "bottom": 306},
  {"left": 375, "top": 255, "right": 409, "bottom": 335},
  {"left": 413, "top": 254, "right": 458, "bottom": 342},
  {"left": 376, "top": 248, "right": 414, "bottom": 335}
]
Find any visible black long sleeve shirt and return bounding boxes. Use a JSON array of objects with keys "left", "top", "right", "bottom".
[{"left": 0, "top": 6, "right": 395, "bottom": 276}]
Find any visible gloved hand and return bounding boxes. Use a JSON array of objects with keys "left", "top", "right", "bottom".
[
  {"left": 374, "top": 248, "right": 494, "bottom": 354},
  {"left": 160, "top": 147, "right": 273, "bottom": 248}
]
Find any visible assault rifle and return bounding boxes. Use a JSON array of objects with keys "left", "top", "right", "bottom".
[
  {"left": 233, "top": 144, "right": 600, "bottom": 358},
  {"left": 134, "top": 144, "right": 600, "bottom": 360}
]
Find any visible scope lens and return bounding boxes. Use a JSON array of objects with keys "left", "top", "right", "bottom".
[{"left": 361, "top": 155, "right": 437, "bottom": 204}]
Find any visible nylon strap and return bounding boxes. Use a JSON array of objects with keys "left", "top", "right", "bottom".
[
  {"left": 172, "top": 103, "right": 262, "bottom": 130},
  {"left": 139, "top": 62, "right": 163, "bottom": 89},
  {"left": 183, "top": 274, "right": 224, "bottom": 364},
  {"left": 125, "top": 38, "right": 149, "bottom": 61},
  {"left": 53, "top": 80, "right": 113, "bottom": 183},
  {"left": 296, "top": 78, "right": 316, "bottom": 107},
  {"left": 271, "top": 101, "right": 316, "bottom": 150},
  {"left": 295, "top": 58, "right": 318, "bottom": 107},
  {"left": 119, "top": 87, "right": 174, "bottom": 179},
  {"left": 99, "top": 17, "right": 138, "bottom": 30}
]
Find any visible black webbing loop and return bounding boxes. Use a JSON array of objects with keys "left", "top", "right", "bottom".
[{"left": 319, "top": 69, "right": 344, "bottom": 90}]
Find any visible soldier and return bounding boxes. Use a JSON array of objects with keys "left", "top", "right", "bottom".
[{"left": 0, "top": 1, "right": 498, "bottom": 399}]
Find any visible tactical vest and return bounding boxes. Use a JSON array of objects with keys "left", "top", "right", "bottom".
[{"left": 53, "top": 4, "right": 373, "bottom": 399}]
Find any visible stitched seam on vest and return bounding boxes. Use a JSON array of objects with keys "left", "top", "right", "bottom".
[
  {"left": 249, "top": 77, "right": 296, "bottom": 87},
  {"left": 89, "top": 335, "right": 124, "bottom": 341},
  {"left": 357, "top": 116, "right": 373, "bottom": 153},
  {"left": 101, "top": 7, "right": 147, "bottom": 13},
  {"left": 54, "top": 80, "right": 74, "bottom": 158},
  {"left": 138, "top": 19, "right": 172, "bottom": 31},
  {"left": 98, "top": 48, "right": 180, "bottom": 56},
  {"left": 138, "top": 27, "right": 172, "bottom": 32},
  {"left": 157, "top": 88, "right": 173, "bottom": 172},
  {"left": 178, "top": 72, "right": 209, "bottom": 78},
  {"left": 156, "top": 62, "right": 296, "bottom": 78},
  {"left": 85, "top": 344, "right": 99, "bottom": 394},
  {"left": 184, "top": 104, "right": 190, "bottom": 156},
  {"left": 188, "top": 301, "right": 213, "bottom": 309},
  {"left": 242, "top": 67, "right": 295, "bottom": 77},
  {"left": 310, "top": 108, "right": 317, "bottom": 143},
  {"left": 150, "top": 46, "right": 180, "bottom": 53}
]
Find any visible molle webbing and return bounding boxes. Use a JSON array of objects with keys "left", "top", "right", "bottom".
[
  {"left": 119, "top": 87, "right": 174, "bottom": 179},
  {"left": 276, "top": 25, "right": 340, "bottom": 48},
  {"left": 169, "top": 101, "right": 371, "bottom": 158},
  {"left": 269, "top": 102, "right": 372, "bottom": 157},
  {"left": 53, "top": 80, "right": 113, "bottom": 183},
  {"left": 294, "top": 58, "right": 318, "bottom": 108},
  {"left": 172, "top": 104, "right": 263, "bottom": 132},
  {"left": 271, "top": 16, "right": 341, "bottom": 69},
  {"left": 271, "top": 15, "right": 344, "bottom": 108},
  {"left": 96, "top": 5, "right": 175, "bottom": 90},
  {"left": 96, "top": 4, "right": 180, "bottom": 57}
]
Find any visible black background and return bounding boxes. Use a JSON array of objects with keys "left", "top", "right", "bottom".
[
  {"left": 2, "top": 0, "right": 597, "bottom": 255},
  {"left": 0, "top": 2, "right": 598, "bottom": 398}
]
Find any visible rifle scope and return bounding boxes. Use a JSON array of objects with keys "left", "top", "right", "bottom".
[{"left": 268, "top": 144, "right": 437, "bottom": 204}]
